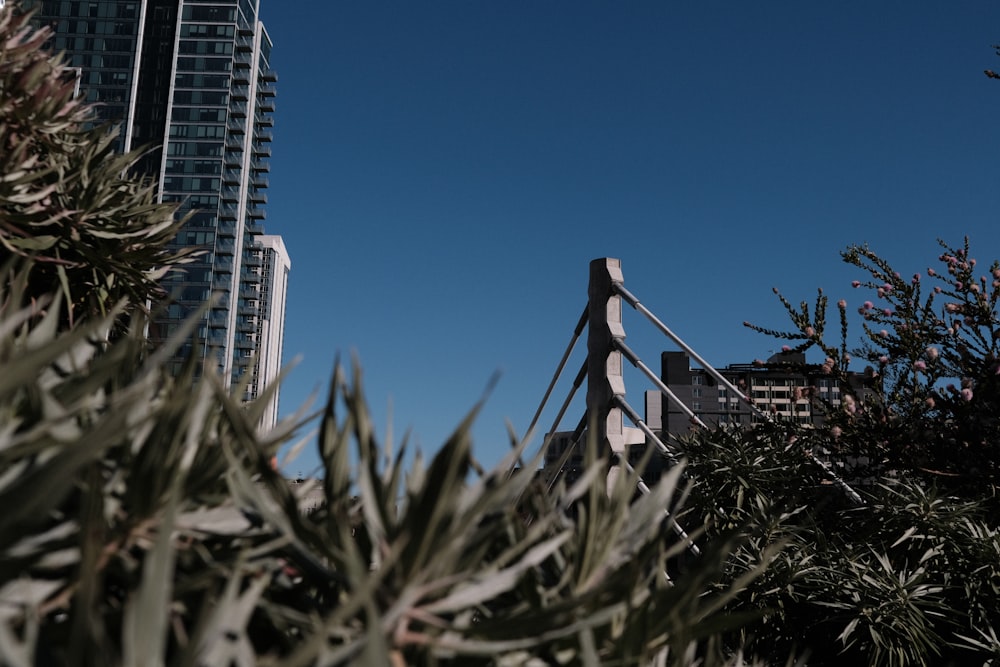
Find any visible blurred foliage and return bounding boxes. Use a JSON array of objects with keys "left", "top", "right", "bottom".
[
  {"left": 0, "top": 12, "right": 765, "bottom": 667},
  {"left": 0, "top": 9, "right": 195, "bottom": 328},
  {"left": 0, "top": 279, "right": 768, "bottom": 664}
]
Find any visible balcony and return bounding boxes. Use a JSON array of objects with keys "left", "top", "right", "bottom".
[
  {"left": 230, "top": 102, "right": 247, "bottom": 118},
  {"left": 252, "top": 176, "right": 269, "bottom": 189},
  {"left": 235, "top": 36, "right": 253, "bottom": 53},
  {"left": 214, "top": 257, "right": 234, "bottom": 273},
  {"left": 252, "top": 145, "right": 271, "bottom": 158},
  {"left": 260, "top": 69, "right": 277, "bottom": 82},
  {"left": 207, "top": 333, "right": 228, "bottom": 348},
  {"left": 227, "top": 119, "right": 245, "bottom": 135},
  {"left": 231, "top": 70, "right": 250, "bottom": 85},
  {"left": 225, "top": 136, "right": 245, "bottom": 151},
  {"left": 220, "top": 186, "right": 240, "bottom": 203},
  {"left": 246, "top": 220, "right": 264, "bottom": 234},
  {"left": 219, "top": 207, "right": 238, "bottom": 222},
  {"left": 256, "top": 131, "right": 273, "bottom": 143},
  {"left": 231, "top": 85, "right": 249, "bottom": 101},
  {"left": 258, "top": 84, "right": 276, "bottom": 98},
  {"left": 222, "top": 170, "right": 240, "bottom": 186},
  {"left": 256, "top": 115, "right": 274, "bottom": 127},
  {"left": 251, "top": 159, "right": 270, "bottom": 173}
]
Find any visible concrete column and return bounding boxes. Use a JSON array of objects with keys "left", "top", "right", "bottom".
[{"left": 587, "top": 258, "right": 627, "bottom": 458}]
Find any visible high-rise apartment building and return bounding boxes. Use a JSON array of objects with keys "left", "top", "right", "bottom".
[
  {"left": 254, "top": 234, "right": 290, "bottom": 427},
  {"left": 20, "top": 0, "right": 289, "bottom": 429}
]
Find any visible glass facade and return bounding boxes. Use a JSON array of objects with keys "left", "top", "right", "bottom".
[
  {"left": 22, "top": 0, "right": 143, "bottom": 149},
  {"left": 24, "top": 0, "right": 286, "bottom": 428}
]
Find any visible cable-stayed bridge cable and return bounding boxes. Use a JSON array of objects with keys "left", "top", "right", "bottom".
[
  {"left": 613, "top": 281, "right": 863, "bottom": 506},
  {"left": 613, "top": 337, "right": 707, "bottom": 429}
]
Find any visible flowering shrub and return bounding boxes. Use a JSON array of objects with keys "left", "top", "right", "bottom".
[
  {"left": 746, "top": 239, "right": 1000, "bottom": 494},
  {"left": 713, "top": 239, "right": 1000, "bottom": 664}
]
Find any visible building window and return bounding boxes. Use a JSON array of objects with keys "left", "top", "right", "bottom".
[
  {"left": 692, "top": 387, "right": 702, "bottom": 397},
  {"left": 692, "top": 375, "right": 703, "bottom": 385}
]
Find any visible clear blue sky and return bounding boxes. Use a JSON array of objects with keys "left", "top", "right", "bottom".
[{"left": 260, "top": 1, "right": 1000, "bottom": 476}]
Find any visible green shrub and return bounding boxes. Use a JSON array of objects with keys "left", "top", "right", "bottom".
[{"left": 701, "top": 239, "right": 1000, "bottom": 665}]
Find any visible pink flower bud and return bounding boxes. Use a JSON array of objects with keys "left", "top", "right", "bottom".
[
  {"left": 928, "top": 268, "right": 937, "bottom": 277},
  {"left": 863, "top": 301, "right": 874, "bottom": 310},
  {"left": 882, "top": 283, "right": 893, "bottom": 292},
  {"left": 883, "top": 308, "right": 893, "bottom": 316},
  {"left": 852, "top": 280, "right": 861, "bottom": 288},
  {"left": 831, "top": 426, "right": 842, "bottom": 439},
  {"left": 925, "top": 397, "right": 935, "bottom": 409},
  {"left": 925, "top": 347, "right": 938, "bottom": 360},
  {"left": 879, "top": 329, "right": 888, "bottom": 338},
  {"left": 878, "top": 355, "right": 889, "bottom": 364},
  {"left": 782, "top": 345, "right": 791, "bottom": 352},
  {"left": 805, "top": 326, "right": 815, "bottom": 337},
  {"left": 913, "top": 360, "right": 927, "bottom": 371},
  {"left": 838, "top": 299, "right": 847, "bottom": 309},
  {"left": 961, "top": 388, "right": 973, "bottom": 402}
]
